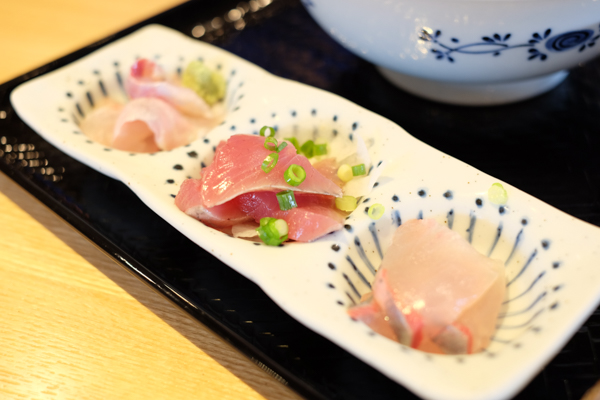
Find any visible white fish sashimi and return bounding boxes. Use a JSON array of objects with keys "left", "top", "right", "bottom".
[
  {"left": 126, "top": 74, "right": 214, "bottom": 118},
  {"left": 348, "top": 218, "right": 506, "bottom": 355},
  {"left": 78, "top": 100, "right": 124, "bottom": 147},
  {"left": 112, "top": 97, "right": 203, "bottom": 152},
  {"left": 79, "top": 58, "right": 225, "bottom": 152}
]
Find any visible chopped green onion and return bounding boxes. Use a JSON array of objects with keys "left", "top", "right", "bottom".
[
  {"left": 335, "top": 195, "right": 358, "bottom": 212},
  {"left": 261, "top": 153, "right": 279, "bottom": 173},
  {"left": 260, "top": 126, "right": 276, "bottom": 137},
  {"left": 284, "top": 164, "right": 306, "bottom": 186},
  {"left": 260, "top": 217, "right": 273, "bottom": 227},
  {"left": 285, "top": 137, "right": 300, "bottom": 153},
  {"left": 263, "top": 137, "right": 287, "bottom": 152},
  {"left": 488, "top": 183, "right": 508, "bottom": 205},
  {"left": 264, "top": 136, "right": 278, "bottom": 151},
  {"left": 256, "top": 217, "right": 288, "bottom": 246},
  {"left": 352, "top": 164, "right": 366, "bottom": 176},
  {"left": 368, "top": 203, "right": 385, "bottom": 220},
  {"left": 273, "top": 219, "right": 289, "bottom": 236},
  {"left": 277, "top": 142, "right": 288, "bottom": 152},
  {"left": 276, "top": 190, "right": 298, "bottom": 211},
  {"left": 314, "top": 143, "right": 328, "bottom": 156},
  {"left": 300, "top": 140, "right": 314, "bottom": 158},
  {"left": 337, "top": 164, "right": 353, "bottom": 182}
]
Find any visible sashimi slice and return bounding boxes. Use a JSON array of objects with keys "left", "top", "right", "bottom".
[
  {"left": 130, "top": 58, "right": 166, "bottom": 81},
  {"left": 78, "top": 100, "right": 124, "bottom": 147},
  {"left": 201, "top": 134, "right": 343, "bottom": 208},
  {"left": 235, "top": 191, "right": 346, "bottom": 242},
  {"left": 126, "top": 59, "right": 213, "bottom": 118},
  {"left": 175, "top": 177, "right": 251, "bottom": 228},
  {"left": 312, "top": 157, "right": 344, "bottom": 188},
  {"left": 348, "top": 218, "right": 505, "bottom": 354},
  {"left": 370, "top": 268, "right": 424, "bottom": 348},
  {"left": 113, "top": 97, "right": 200, "bottom": 152},
  {"left": 347, "top": 294, "right": 399, "bottom": 342}
]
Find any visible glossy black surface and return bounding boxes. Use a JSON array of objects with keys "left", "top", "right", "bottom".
[{"left": 1, "top": 1, "right": 599, "bottom": 399}]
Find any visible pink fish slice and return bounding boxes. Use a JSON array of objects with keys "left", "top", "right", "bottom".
[
  {"left": 201, "top": 134, "right": 343, "bottom": 208},
  {"left": 175, "top": 177, "right": 252, "bottom": 228},
  {"left": 348, "top": 218, "right": 505, "bottom": 355},
  {"left": 234, "top": 191, "right": 346, "bottom": 242},
  {"left": 126, "top": 58, "right": 213, "bottom": 118},
  {"left": 112, "top": 97, "right": 199, "bottom": 152}
]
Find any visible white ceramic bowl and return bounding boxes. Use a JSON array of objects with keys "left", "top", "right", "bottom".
[{"left": 302, "top": 0, "right": 600, "bottom": 105}]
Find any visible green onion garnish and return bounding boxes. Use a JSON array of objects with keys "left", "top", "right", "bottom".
[
  {"left": 264, "top": 136, "right": 278, "bottom": 151},
  {"left": 261, "top": 153, "right": 279, "bottom": 173},
  {"left": 260, "top": 126, "right": 276, "bottom": 137},
  {"left": 300, "top": 140, "right": 314, "bottom": 158},
  {"left": 260, "top": 217, "right": 273, "bottom": 227},
  {"left": 488, "top": 183, "right": 508, "bottom": 205},
  {"left": 335, "top": 195, "right": 358, "bottom": 212},
  {"left": 337, "top": 164, "right": 353, "bottom": 182},
  {"left": 285, "top": 137, "right": 300, "bottom": 153},
  {"left": 256, "top": 217, "right": 288, "bottom": 246},
  {"left": 277, "top": 141, "right": 288, "bottom": 152},
  {"left": 368, "top": 203, "right": 385, "bottom": 220},
  {"left": 276, "top": 190, "right": 298, "bottom": 211},
  {"left": 284, "top": 164, "right": 306, "bottom": 186},
  {"left": 314, "top": 143, "right": 327, "bottom": 156},
  {"left": 352, "top": 163, "right": 366, "bottom": 176}
]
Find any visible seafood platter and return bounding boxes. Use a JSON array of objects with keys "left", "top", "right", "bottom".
[{"left": 3, "top": 1, "right": 600, "bottom": 399}]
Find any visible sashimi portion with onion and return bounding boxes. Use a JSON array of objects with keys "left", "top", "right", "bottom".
[
  {"left": 234, "top": 191, "right": 345, "bottom": 242},
  {"left": 348, "top": 218, "right": 506, "bottom": 355},
  {"left": 79, "top": 58, "right": 226, "bottom": 152},
  {"left": 175, "top": 133, "right": 353, "bottom": 243}
]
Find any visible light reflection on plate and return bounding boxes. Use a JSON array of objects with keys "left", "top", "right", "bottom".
[{"left": 11, "top": 24, "right": 600, "bottom": 400}]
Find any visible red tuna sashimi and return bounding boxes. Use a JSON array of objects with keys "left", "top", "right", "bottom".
[
  {"left": 175, "top": 177, "right": 251, "bottom": 228},
  {"left": 201, "top": 134, "right": 343, "bottom": 208},
  {"left": 235, "top": 191, "right": 345, "bottom": 242},
  {"left": 348, "top": 218, "right": 505, "bottom": 355},
  {"left": 126, "top": 58, "right": 213, "bottom": 118}
]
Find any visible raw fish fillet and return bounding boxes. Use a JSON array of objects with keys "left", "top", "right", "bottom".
[
  {"left": 80, "top": 58, "right": 224, "bottom": 152},
  {"left": 235, "top": 191, "right": 346, "bottom": 242},
  {"left": 78, "top": 100, "right": 124, "bottom": 147},
  {"left": 175, "top": 177, "right": 251, "bottom": 228},
  {"left": 348, "top": 218, "right": 505, "bottom": 354},
  {"left": 201, "top": 134, "right": 343, "bottom": 208},
  {"left": 126, "top": 58, "right": 213, "bottom": 118},
  {"left": 112, "top": 97, "right": 200, "bottom": 152},
  {"left": 175, "top": 182, "right": 345, "bottom": 241}
]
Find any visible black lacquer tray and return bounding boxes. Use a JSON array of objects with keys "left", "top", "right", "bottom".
[{"left": 1, "top": 1, "right": 600, "bottom": 399}]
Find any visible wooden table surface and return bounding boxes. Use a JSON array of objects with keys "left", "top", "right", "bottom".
[{"left": 0, "top": 1, "right": 303, "bottom": 399}]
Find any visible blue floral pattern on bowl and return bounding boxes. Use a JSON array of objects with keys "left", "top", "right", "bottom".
[{"left": 419, "top": 23, "right": 600, "bottom": 62}]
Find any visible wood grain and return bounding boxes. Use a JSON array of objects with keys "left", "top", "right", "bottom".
[{"left": 0, "top": 1, "right": 303, "bottom": 399}]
